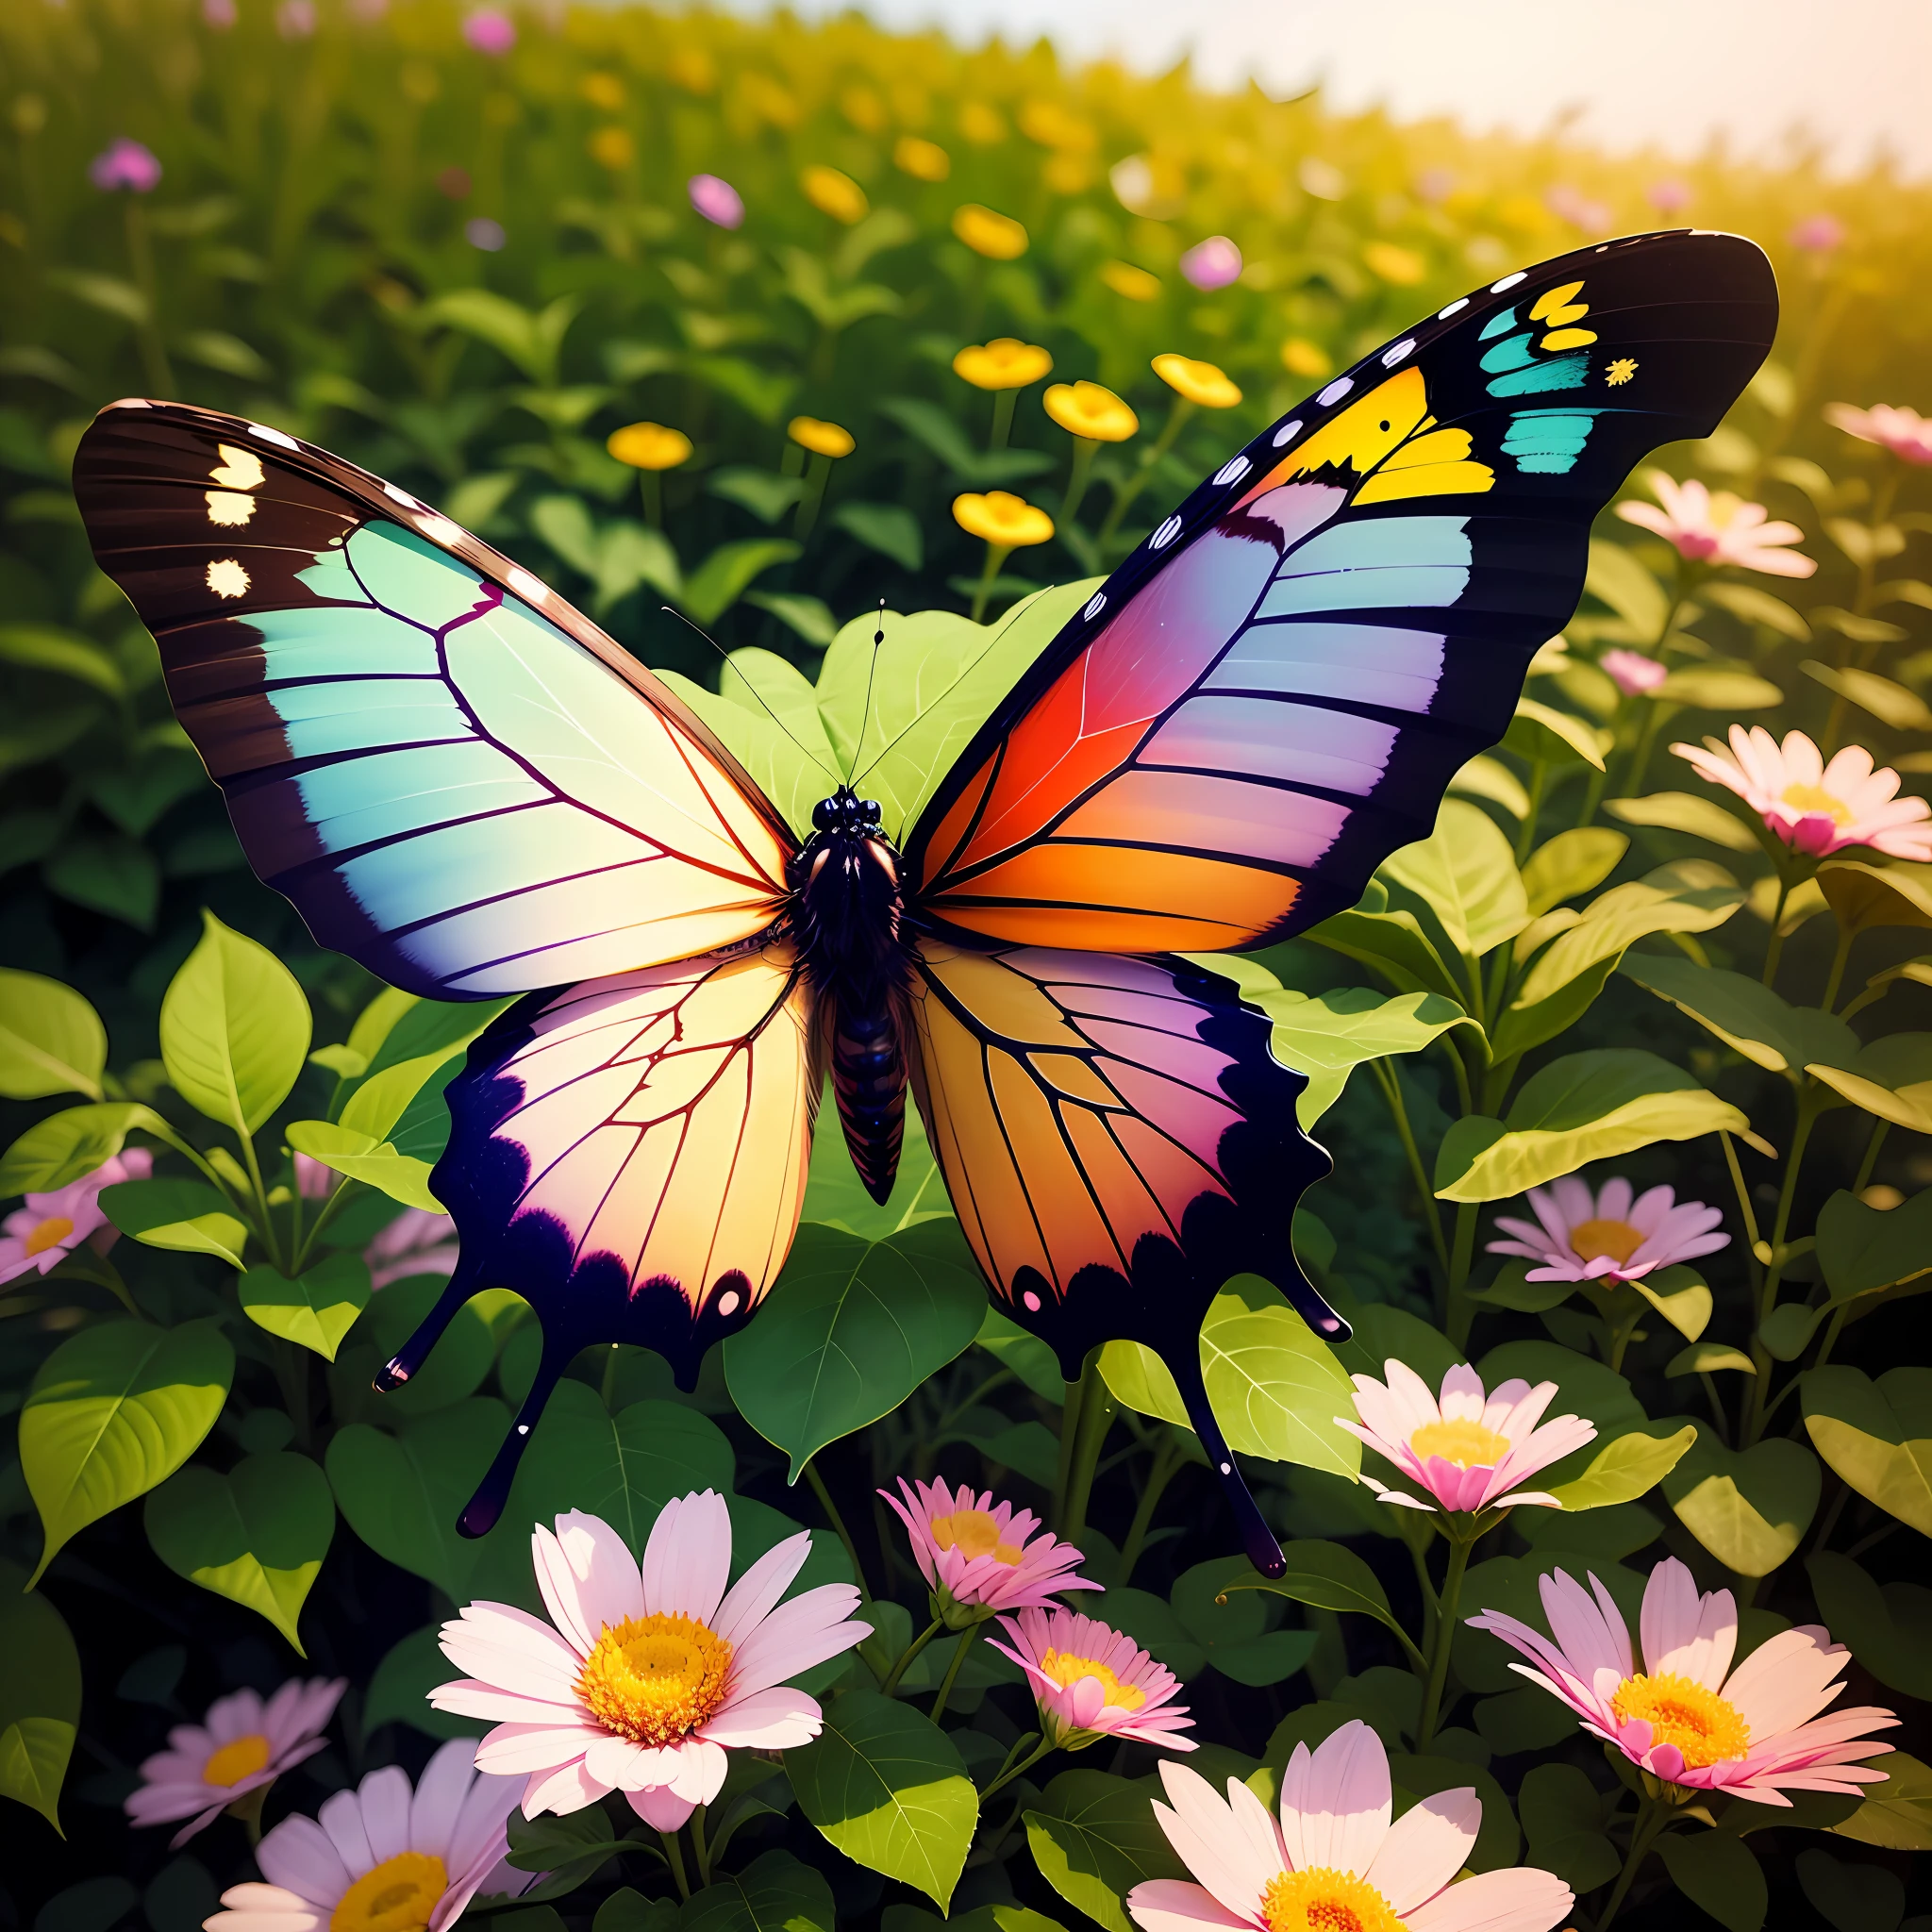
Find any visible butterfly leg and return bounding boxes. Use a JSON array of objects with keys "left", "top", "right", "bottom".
[{"left": 1168, "top": 1349, "right": 1289, "bottom": 1580}]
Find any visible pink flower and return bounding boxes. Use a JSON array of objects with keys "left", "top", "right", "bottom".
[
  {"left": 1336, "top": 1361, "right": 1596, "bottom": 1516},
  {"left": 275, "top": 0, "right": 314, "bottom": 37},
  {"left": 366, "top": 1208, "right": 462, "bottom": 1290},
  {"left": 293, "top": 1152, "right": 337, "bottom": 1201},
  {"left": 431, "top": 1494, "right": 867, "bottom": 1829},
  {"left": 1825, "top": 401, "right": 1932, "bottom": 466},
  {"left": 1413, "top": 167, "right": 1456, "bottom": 205},
  {"left": 988, "top": 1607, "right": 1195, "bottom": 1753},
  {"left": 1647, "top": 179, "right": 1692, "bottom": 214},
  {"left": 1674, "top": 725, "right": 1932, "bottom": 861},
  {"left": 1489, "top": 1175, "right": 1730, "bottom": 1287},
  {"left": 882, "top": 1476, "right": 1097, "bottom": 1628},
  {"left": 89, "top": 139, "right": 162, "bottom": 193},
  {"left": 689, "top": 174, "right": 744, "bottom": 229},
  {"left": 1467, "top": 1557, "right": 1898, "bottom": 1804},
  {"left": 205, "top": 1737, "right": 530, "bottom": 1932},
  {"left": 466, "top": 217, "right": 508, "bottom": 252},
  {"left": 1, "top": 1148, "right": 152, "bottom": 1285},
  {"left": 1791, "top": 213, "right": 1845, "bottom": 253},
  {"left": 463, "top": 8, "right": 516, "bottom": 55},
  {"left": 1616, "top": 471, "right": 1815, "bottom": 578},
  {"left": 1127, "top": 1722, "right": 1572, "bottom": 1932},
  {"left": 1179, "top": 237, "right": 1242, "bottom": 291},
  {"left": 125, "top": 1676, "right": 344, "bottom": 1848},
  {"left": 202, "top": 0, "right": 237, "bottom": 27},
  {"left": 1546, "top": 183, "right": 1612, "bottom": 234},
  {"left": 1602, "top": 646, "right": 1668, "bottom": 696}
]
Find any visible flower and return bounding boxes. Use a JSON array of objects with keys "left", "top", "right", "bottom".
[
  {"left": 1615, "top": 472, "right": 1815, "bottom": 577},
  {"left": 431, "top": 1495, "right": 867, "bottom": 1827},
  {"left": 1648, "top": 178, "right": 1693, "bottom": 213},
  {"left": 952, "top": 203, "right": 1028, "bottom": 259},
  {"left": 1825, "top": 401, "right": 1932, "bottom": 466},
  {"left": 1674, "top": 725, "right": 1932, "bottom": 861},
  {"left": 89, "top": 139, "right": 162, "bottom": 193},
  {"left": 1280, "top": 338, "right": 1333, "bottom": 379},
  {"left": 292, "top": 1153, "right": 337, "bottom": 1200},
  {"left": 276, "top": 0, "right": 315, "bottom": 38},
  {"left": 591, "top": 127, "right": 635, "bottom": 171},
  {"left": 989, "top": 1607, "right": 1194, "bottom": 1753},
  {"left": 202, "top": 0, "right": 237, "bottom": 27},
  {"left": 882, "top": 1476, "right": 1094, "bottom": 1627},
  {"left": 688, "top": 174, "right": 744, "bottom": 229},
  {"left": 1489, "top": 1175, "right": 1730, "bottom": 1286},
  {"left": 1791, "top": 213, "right": 1845, "bottom": 252},
  {"left": 802, "top": 164, "right": 868, "bottom": 225},
  {"left": 608, "top": 422, "right": 693, "bottom": 471},
  {"left": 954, "top": 339, "right": 1053, "bottom": 391},
  {"left": 788, "top": 416, "right": 854, "bottom": 459},
  {"left": 1337, "top": 1360, "right": 1596, "bottom": 1516},
  {"left": 1044, "top": 381, "right": 1138, "bottom": 443},
  {"left": 1467, "top": 1557, "right": 1899, "bottom": 1803},
  {"left": 126, "top": 1676, "right": 345, "bottom": 1848},
  {"left": 951, "top": 491, "right": 1054, "bottom": 551},
  {"left": 1126, "top": 1723, "right": 1573, "bottom": 1932},
  {"left": 1362, "top": 241, "right": 1425, "bottom": 286},
  {"left": 365, "top": 1208, "right": 462, "bottom": 1291},
  {"left": 894, "top": 136, "right": 951, "bottom": 182},
  {"left": 1179, "top": 237, "right": 1242, "bottom": 291},
  {"left": 1602, "top": 646, "right": 1669, "bottom": 696},
  {"left": 462, "top": 8, "right": 516, "bottom": 55},
  {"left": 958, "top": 102, "right": 1007, "bottom": 145},
  {"left": 1152, "top": 354, "right": 1241, "bottom": 409},
  {"left": 1102, "top": 260, "right": 1161, "bottom": 302},
  {"left": 1, "top": 1148, "right": 152, "bottom": 1286},
  {"left": 466, "top": 218, "right": 507, "bottom": 252},
  {"left": 205, "top": 1736, "right": 529, "bottom": 1932}
]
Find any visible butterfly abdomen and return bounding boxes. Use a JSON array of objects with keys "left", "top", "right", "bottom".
[{"left": 829, "top": 996, "right": 908, "bottom": 1206}]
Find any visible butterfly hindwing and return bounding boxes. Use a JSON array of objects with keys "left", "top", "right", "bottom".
[{"left": 74, "top": 401, "right": 794, "bottom": 998}]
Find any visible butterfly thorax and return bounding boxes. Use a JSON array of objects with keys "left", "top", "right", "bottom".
[{"left": 790, "top": 789, "right": 911, "bottom": 1206}]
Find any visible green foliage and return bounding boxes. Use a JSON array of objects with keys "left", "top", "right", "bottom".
[
  {"left": 1024, "top": 1772, "right": 1186, "bottom": 1932},
  {"left": 0, "top": 1559, "right": 81, "bottom": 1833}
]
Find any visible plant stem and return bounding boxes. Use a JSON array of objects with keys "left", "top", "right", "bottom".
[
  {"left": 970, "top": 540, "right": 1013, "bottom": 622},
  {"left": 1445, "top": 1202, "right": 1480, "bottom": 1350},
  {"left": 930, "top": 1624, "right": 978, "bottom": 1723},
  {"left": 1415, "top": 1534, "right": 1471, "bottom": 1748},
  {"left": 124, "top": 198, "right": 175, "bottom": 394},
  {"left": 1118, "top": 1430, "right": 1187, "bottom": 1583},
  {"left": 641, "top": 468, "right": 663, "bottom": 527},
  {"left": 1096, "top": 396, "right": 1191, "bottom": 547},
  {"left": 1852, "top": 1120, "right": 1890, "bottom": 1195},
  {"left": 690, "top": 1804, "right": 711, "bottom": 1887},
  {"left": 1370, "top": 1061, "right": 1452, "bottom": 1291},
  {"left": 979, "top": 1732, "right": 1054, "bottom": 1804},
  {"left": 1060, "top": 437, "right": 1097, "bottom": 524},
  {"left": 794, "top": 451, "right": 832, "bottom": 542},
  {"left": 804, "top": 1459, "right": 872, "bottom": 1602},
  {"left": 1744, "top": 1086, "right": 1823, "bottom": 1442},
  {"left": 1058, "top": 1357, "right": 1115, "bottom": 1548},
  {"left": 1512, "top": 758, "right": 1548, "bottom": 866},
  {"left": 881, "top": 1618, "right": 941, "bottom": 1694},
  {"left": 990, "top": 389, "right": 1017, "bottom": 450},
  {"left": 1820, "top": 920, "right": 1857, "bottom": 1013},
  {"left": 1761, "top": 875, "right": 1793, "bottom": 987},
  {"left": 1598, "top": 1799, "right": 1670, "bottom": 1929},
  {"left": 660, "top": 1828, "right": 691, "bottom": 1900}
]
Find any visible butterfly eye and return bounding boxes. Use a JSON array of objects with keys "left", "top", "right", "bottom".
[{"left": 812, "top": 797, "right": 840, "bottom": 831}]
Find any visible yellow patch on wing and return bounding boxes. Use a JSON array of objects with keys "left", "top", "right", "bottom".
[
  {"left": 1354, "top": 425, "right": 1495, "bottom": 505},
  {"left": 206, "top": 490, "right": 257, "bottom": 526},
  {"left": 209, "top": 443, "right": 265, "bottom": 491},
  {"left": 1530, "top": 280, "right": 1589, "bottom": 327},
  {"left": 1279, "top": 367, "right": 1431, "bottom": 480},
  {"left": 206, "top": 558, "right": 252, "bottom": 599}
]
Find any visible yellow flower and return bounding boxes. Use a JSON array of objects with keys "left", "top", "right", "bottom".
[
  {"left": 789, "top": 416, "right": 855, "bottom": 458},
  {"left": 1101, "top": 260, "right": 1161, "bottom": 302},
  {"left": 894, "top": 135, "right": 951, "bottom": 182},
  {"left": 802, "top": 164, "right": 869, "bottom": 225},
  {"left": 1280, "top": 337, "right": 1332, "bottom": 378},
  {"left": 589, "top": 126, "right": 634, "bottom": 171},
  {"left": 1153, "top": 353, "right": 1241, "bottom": 408},
  {"left": 1018, "top": 99, "right": 1097, "bottom": 153},
  {"left": 954, "top": 339, "right": 1053, "bottom": 391},
  {"left": 607, "top": 423, "right": 692, "bottom": 471},
  {"left": 666, "top": 45, "right": 715, "bottom": 95},
  {"left": 1043, "top": 154, "right": 1093, "bottom": 195},
  {"left": 1363, "top": 241, "right": 1426, "bottom": 285},
  {"left": 953, "top": 491, "right": 1054, "bottom": 547},
  {"left": 841, "top": 84, "right": 886, "bottom": 133},
  {"left": 1043, "top": 381, "right": 1138, "bottom": 442},
  {"left": 958, "top": 101, "right": 1007, "bottom": 144},
  {"left": 952, "top": 204, "right": 1028, "bottom": 259},
  {"left": 580, "top": 73, "right": 625, "bottom": 111}
]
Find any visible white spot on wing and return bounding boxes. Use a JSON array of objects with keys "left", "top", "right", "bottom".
[
  {"left": 1438, "top": 298, "right": 1469, "bottom": 318},
  {"left": 206, "top": 558, "right": 251, "bottom": 599},
  {"left": 1317, "top": 377, "right": 1353, "bottom": 406},
  {"left": 1491, "top": 271, "right": 1526, "bottom": 291},
  {"left": 205, "top": 490, "right": 256, "bottom": 527},
  {"left": 1213, "top": 455, "right": 1251, "bottom": 486},
  {"left": 1382, "top": 339, "right": 1416, "bottom": 367},
  {"left": 1272, "top": 419, "right": 1303, "bottom": 447},
  {"left": 249, "top": 423, "right": 300, "bottom": 450},
  {"left": 1150, "top": 515, "right": 1183, "bottom": 550},
  {"left": 1082, "top": 592, "right": 1106, "bottom": 621},
  {"left": 506, "top": 566, "right": 549, "bottom": 604},
  {"left": 209, "top": 443, "right": 264, "bottom": 491}
]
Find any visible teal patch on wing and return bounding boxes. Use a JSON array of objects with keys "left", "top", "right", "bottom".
[
  {"left": 1258, "top": 516, "right": 1474, "bottom": 619},
  {"left": 1477, "top": 307, "right": 1519, "bottom": 341},
  {"left": 1502, "top": 408, "right": 1607, "bottom": 475},
  {"left": 1488, "top": 354, "right": 1589, "bottom": 397}
]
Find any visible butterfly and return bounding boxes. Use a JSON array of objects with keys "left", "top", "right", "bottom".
[{"left": 75, "top": 229, "right": 1775, "bottom": 1577}]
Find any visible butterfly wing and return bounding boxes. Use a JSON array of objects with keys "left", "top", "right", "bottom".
[
  {"left": 387, "top": 939, "right": 818, "bottom": 1534},
  {"left": 908, "top": 939, "right": 1334, "bottom": 1573},
  {"left": 74, "top": 400, "right": 793, "bottom": 997},
  {"left": 907, "top": 229, "right": 1776, "bottom": 951}
]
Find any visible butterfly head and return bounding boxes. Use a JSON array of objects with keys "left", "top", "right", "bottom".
[{"left": 811, "top": 788, "right": 884, "bottom": 836}]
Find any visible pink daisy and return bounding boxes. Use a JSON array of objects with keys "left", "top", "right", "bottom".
[
  {"left": 125, "top": 1675, "right": 344, "bottom": 1848},
  {"left": 1336, "top": 1361, "right": 1596, "bottom": 1516},
  {"left": 1127, "top": 1722, "right": 1572, "bottom": 1932},
  {"left": 1674, "top": 724, "right": 1932, "bottom": 860},
  {"left": 1602, "top": 646, "right": 1668, "bottom": 696},
  {"left": 689, "top": 174, "right": 745, "bottom": 229},
  {"left": 431, "top": 1493, "right": 867, "bottom": 1829},
  {"left": 1488, "top": 1174, "right": 1729, "bottom": 1286},
  {"left": 1825, "top": 401, "right": 1932, "bottom": 466},
  {"left": 366, "top": 1207, "right": 461, "bottom": 1289},
  {"left": 89, "top": 139, "right": 162, "bottom": 193},
  {"left": 882, "top": 1476, "right": 1097, "bottom": 1628},
  {"left": 1467, "top": 1557, "right": 1898, "bottom": 1804},
  {"left": 1615, "top": 471, "right": 1815, "bottom": 577},
  {"left": 462, "top": 8, "right": 516, "bottom": 55},
  {"left": 988, "top": 1607, "right": 1195, "bottom": 1753},
  {"left": 205, "top": 1737, "right": 531, "bottom": 1932},
  {"left": 2, "top": 1147, "right": 153, "bottom": 1285}
]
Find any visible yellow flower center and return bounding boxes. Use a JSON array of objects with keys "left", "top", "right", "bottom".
[
  {"left": 576, "top": 1612, "right": 733, "bottom": 1747},
  {"left": 1779, "top": 782, "right": 1852, "bottom": 826},
  {"left": 1261, "top": 1867, "right": 1404, "bottom": 1932},
  {"left": 328, "top": 1853, "right": 449, "bottom": 1932},
  {"left": 929, "top": 1507, "right": 1024, "bottom": 1565},
  {"left": 1039, "top": 1650, "right": 1145, "bottom": 1711},
  {"left": 25, "top": 1216, "right": 75, "bottom": 1257},
  {"left": 1609, "top": 1672, "right": 1751, "bottom": 1769},
  {"left": 1408, "top": 1418, "right": 1511, "bottom": 1469},
  {"left": 202, "top": 1732, "right": 272, "bottom": 1787},
  {"left": 1569, "top": 1216, "right": 1645, "bottom": 1266}
]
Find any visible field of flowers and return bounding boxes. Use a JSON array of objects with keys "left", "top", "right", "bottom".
[{"left": 3, "top": 1, "right": 1932, "bottom": 1928}]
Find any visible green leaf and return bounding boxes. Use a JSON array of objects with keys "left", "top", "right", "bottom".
[
  {"left": 1024, "top": 1770, "right": 1186, "bottom": 1932},
  {"left": 0, "top": 972, "right": 107, "bottom": 1102},
  {"left": 44, "top": 834, "right": 159, "bottom": 928},
  {"left": 1169, "top": 1557, "right": 1319, "bottom": 1687},
  {"left": 1657, "top": 667, "right": 1783, "bottom": 711},
  {"left": 1302, "top": 904, "right": 1467, "bottom": 1004},
  {"left": 1388, "top": 1753, "right": 1519, "bottom": 1871},
  {"left": 0, "top": 623, "right": 124, "bottom": 696},
  {"left": 1668, "top": 1342, "right": 1757, "bottom": 1378},
  {"left": 1619, "top": 954, "right": 1858, "bottom": 1074},
  {"left": 426, "top": 288, "right": 579, "bottom": 386},
  {"left": 22, "top": 1320, "right": 234, "bottom": 1586},
  {"left": 832, "top": 501, "right": 924, "bottom": 572},
  {"left": 1662, "top": 1433, "right": 1820, "bottom": 1576},
  {"left": 363, "top": 1625, "right": 485, "bottom": 1742},
  {"left": 724, "top": 1221, "right": 985, "bottom": 1477},
  {"left": 1381, "top": 800, "right": 1529, "bottom": 962},
  {"left": 1099, "top": 1587, "right": 1206, "bottom": 1679},
  {"left": 239, "top": 1255, "right": 371, "bottom": 1360},
  {"left": 1520, "top": 828, "right": 1629, "bottom": 916},
  {"left": 1815, "top": 1188, "right": 1932, "bottom": 1303},
  {"left": 1435, "top": 1050, "right": 1757, "bottom": 1203},
  {"left": 789, "top": 1689, "right": 977, "bottom": 1909},
  {"left": 142, "top": 1452, "right": 335, "bottom": 1653},
  {"left": 746, "top": 591, "right": 838, "bottom": 647},
  {"left": 1702, "top": 581, "right": 1812, "bottom": 641},
  {"left": 285, "top": 1121, "right": 442, "bottom": 1211},
  {"left": 709, "top": 467, "right": 808, "bottom": 525},
  {"left": 975, "top": 1305, "right": 1066, "bottom": 1402},
  {"left": 680, "top": 539, "right": 802, "bottom": 627},
  {"left": 99, "top": 1178, "right": 249, "bottom": 1269},
  {"left": 1829, "top": 1753, "right": 1932, "bottom": 1852},
  {"left": 1504, "top": 696, "right": 1606, "bottom": 770},
  {"left": 1795, "top": 1848, "right": 1905, "bottom": 1932},
  {"left": 337, "top": 1274, "right": 498, "bottom": 1421},
  {"left": 159, "top": 909, "right": 311, "bottom": 1136},
  {"left": 1545, "top": 1425, "right": 1695, "bottom": 1511},
  {"left": 0, "top": 1557, "right": 80, "bottom": 1831},
  {"left": 1605, "top": 790, "right": 1760, "bottom": 852},
  {"left": 684, "top": 1852, "right": 836, "bottom": 1932},
  {"left": 1475, "top": 1342, "right": 1647, "bottom": 1442},
  {"left": 1586, "top": 538, "right": 1668, "bottom": 637},
  {"left": 1657, "top": 1827, "right": 1767, "bottom": 1932},
  {"left": 505, "top": 1807, "right": 637, "bottom": 1894},
  {"left": 1805, "top": 1553, "right": 1932, "bottom": 1702},
  {"left": 0, "top": 1101, "right": 182, "bottom": 1194},
  {"left": 1219, "top": 1542, "right": 1425, "bottom": 1670},
  {"left": 1803, "top": 658, "right": 1932, "bottom": 732},
  {"left": 1802, "top": 1367, "right": 1932, "bottom": 1538},
  {"left": 1473, "top": 1688, "right": 1579, "bottom": 1755},
  {"left": 1807, "top": 1034, "right": 1932, "bottom": 1135},
  {"left": 1449, "top": 753, "right": 1531, "bottom": 820}
]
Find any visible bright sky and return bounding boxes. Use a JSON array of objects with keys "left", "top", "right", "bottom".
[{"left": 774, "top": 0, "right": 1932, "bottom": 177}]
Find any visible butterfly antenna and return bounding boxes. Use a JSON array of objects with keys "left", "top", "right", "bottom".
[
  {"left": 853, "top": 598, "right": 886, "bottom": 777},
  {"left": 658, "top": 605, "right": 838, "bottom": 785}
]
